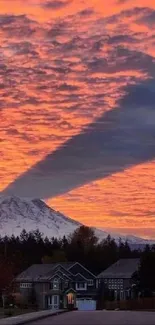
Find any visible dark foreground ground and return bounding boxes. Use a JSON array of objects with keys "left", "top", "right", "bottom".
[{"left": 28, "top": 310, "right": 155, "bottom": 325}]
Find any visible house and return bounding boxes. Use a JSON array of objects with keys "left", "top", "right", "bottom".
[
  {"left": 97, "top": 258, "right": 140, "bottom": 300},
  {"left": 13, "top": 262, "right": 98, "bottom": 311}
]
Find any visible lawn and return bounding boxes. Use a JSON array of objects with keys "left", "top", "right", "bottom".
[{"left": 0, "top": 307, "right": 38, "bottom": 319}]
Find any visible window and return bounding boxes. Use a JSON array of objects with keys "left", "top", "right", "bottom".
[
  {"left": 53, "top": 295, "right": 58, "bottom": 305},
  {"left": 52, "top": 278, "right": 59, "bottom": 290},
  {"left": 20, "top": 283, "right": 32, "bottom": 288},
  {"left": 64, "top": 280, "right": 69, "bottom": 288},
  {"left": 78, "top": 283, "right": 85, "bottom": 288},
  {"left": 76, "top": 282, "right": 87, "bottom": 290},
  {"left": 88, "top": 279, "right": 93, "bottom": 286}
]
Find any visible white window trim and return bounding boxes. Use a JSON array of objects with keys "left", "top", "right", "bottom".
[
  {"left": 88, "top": 279, "right": 93, "bottom": 286},
  {"left": 20, "top": 283, "right": 32, "bottom": 288},
  {"left": 76, "top": 282, "right": 87, "bottom": 291},
  {"left": 53, "top": 295, "right": 59, "bottom": 305},
  {"left": 120, "top": 291, "right": 124, "bottom": 300},
  {"left": 51, "top": 278, "right": 60, "bottom": 290}
]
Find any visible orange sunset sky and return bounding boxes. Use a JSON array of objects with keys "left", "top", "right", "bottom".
[{"left": 0, "top": 0, "right": 155, "bottom": 239}]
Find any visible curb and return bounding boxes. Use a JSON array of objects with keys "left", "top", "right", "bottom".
[
  {"left": 16, "top": 310, "right": 68, "bottom": 325},
  {"left": 0, "top": 310, "right": 69, "bottom": 325}
]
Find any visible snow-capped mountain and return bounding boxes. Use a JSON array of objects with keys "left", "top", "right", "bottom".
[
  {"left": 0, "top": 196, "right": 153, "bottom": 245},
  {"left": 0, "top": 196, "right": 80, "bottom": 238},
  {"left": 93, "top": 227, "right": 153, "bottom": 246}
]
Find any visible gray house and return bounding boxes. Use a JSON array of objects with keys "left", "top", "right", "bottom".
[
  {"left": 13, "top": 262, "right": 98, "bottom": 311},
  {"left": 97, "top": 258, "right": 140, "bottom": 300}
]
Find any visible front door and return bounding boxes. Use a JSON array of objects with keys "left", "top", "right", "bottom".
[{"left": 48, "top": 295, "right": 59, "bottom": 309}]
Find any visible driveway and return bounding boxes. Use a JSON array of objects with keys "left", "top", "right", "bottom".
[{"left": 28, "top": 310, "right": 155, "bottom": 325}]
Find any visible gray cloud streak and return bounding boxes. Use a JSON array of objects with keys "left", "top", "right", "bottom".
[{"left": 2, "top": 80, "right": 155, "bottom": 199}]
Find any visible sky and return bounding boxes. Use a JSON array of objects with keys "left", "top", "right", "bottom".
[{"left": 0, "top": 0, "right": 155, "bottom": 239}]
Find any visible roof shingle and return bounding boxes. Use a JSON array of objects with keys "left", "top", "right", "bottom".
[
  {"left": 97, "top": 258, "right": 140, "bottom": 279},
  {"left": 15, "top": 262, "right": 76, "bottom": 282}
]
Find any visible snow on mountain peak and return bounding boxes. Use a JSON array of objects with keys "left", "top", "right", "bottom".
[
  {"left": 0, "top": 196, "right": 80, "bottom": 237},
  {"left": 0, "top": 196, "right": 153, "bottom": 246}
]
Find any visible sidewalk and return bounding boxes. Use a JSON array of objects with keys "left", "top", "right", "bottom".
[{"left": 0, "top": 309, "right": 67, "bottom": 325}]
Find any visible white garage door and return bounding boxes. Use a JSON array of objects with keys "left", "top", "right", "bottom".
[{"left": 76, "top": 299, "right": 96, "bottom": 311}]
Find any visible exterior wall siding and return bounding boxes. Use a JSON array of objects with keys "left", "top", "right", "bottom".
[
  {"left": 13, "top": 263, "right": 97, "bottom": 310},
  {"left": 35, "top": 283, "right": 49, "bottom": 309}
]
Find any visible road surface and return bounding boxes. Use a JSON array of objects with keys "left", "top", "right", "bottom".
[{"left": 28, "top": 310, "right": 155, "bottom": 325}]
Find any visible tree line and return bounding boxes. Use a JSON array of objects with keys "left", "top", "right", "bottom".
[{"left": 0, "top": 226, "right": 154, "bottom": 297}]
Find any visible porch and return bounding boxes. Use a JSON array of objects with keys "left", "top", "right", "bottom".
[{"left": 45, "top": 289, "right": 76, "bottom": 310}]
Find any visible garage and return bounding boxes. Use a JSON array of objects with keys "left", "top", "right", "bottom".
[{"left": 76, "top": 298, "right": 96, "bottom": 311}]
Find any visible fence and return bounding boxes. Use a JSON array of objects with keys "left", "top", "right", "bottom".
[{"left": 104, "top": 298, "right": 155, "bottom": 310}]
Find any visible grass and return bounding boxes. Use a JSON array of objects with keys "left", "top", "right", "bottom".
[{"left": 0, "top": 307, "right": 38, "bottom": 318}]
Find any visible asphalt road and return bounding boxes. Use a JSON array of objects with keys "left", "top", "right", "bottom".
[{"left": 29, "top": 311, "right": 155, "bottom": 325}]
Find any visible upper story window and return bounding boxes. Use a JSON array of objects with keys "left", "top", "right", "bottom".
[
  {"left": 88, "top": 279, "right": 93, "bottom": 286},
  {"left": 20, "top": 283, "right": 32, "bottom": 289},
  {"left": 52, "top": 278, "right": 59, "bottom": 290},
  {"left": 76, "top": 282, "right": 87, "bottom": 290},
  {"left": 64, "top": 280, "right": 69, "bottom": 288}
]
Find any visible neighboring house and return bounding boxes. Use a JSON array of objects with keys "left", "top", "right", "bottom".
[
  {"left": 13, "top": 262, "right": 98, "bottom": 311},
  {"left": 97, "top": 258, "right": 140, "bottom": 300}
]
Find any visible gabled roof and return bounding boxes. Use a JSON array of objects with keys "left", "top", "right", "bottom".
[
  {"left": 54, "top": 262, "right": 76, "bottom": 270},
  {"left": 97, "top": 259, "right": 140, "bottom": 279},
  {"left": 45, "top": 271, "right": 72, "bottom": 281},
  {"left": 15, "top": 262, "right": 94, "bottom": 282},
  {"left": 41, "top": 264, "right": 73, "bottom": 281},
  {"left": 69, "top": 262, "right": 96, "bottom": 279},
  {"left": 65, "top": 288, "right": 76, "bottom": 294},
  {"left": 15, "top": 264, "right": 56, "bottom": 282},
  {"left": 74, "top": 273, "right": 88, "bottom": 282}
]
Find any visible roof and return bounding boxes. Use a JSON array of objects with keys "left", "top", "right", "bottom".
[
  {"left": 15, "top": 263, "right": 75, "bottom": 282},
  {"left": 97, "top": 258, "right": 140, "bottom": 279},
  {"left": 74, "top": 273, "right": 87, "bottom": 282}
]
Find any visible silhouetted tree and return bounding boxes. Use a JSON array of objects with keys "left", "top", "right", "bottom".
[
  {"left": 133, "top": 247, "right": 155, "bottom": 296},
  {"left": 0, "top": 226, "right": 143, "bottom": 292},
  {"left": 42, "top": 250, "right": 67, "bottom": 263}
]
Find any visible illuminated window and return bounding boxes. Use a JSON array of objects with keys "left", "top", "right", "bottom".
[{"left": 52, "top": 278, "right": 59, "bottom": 290}]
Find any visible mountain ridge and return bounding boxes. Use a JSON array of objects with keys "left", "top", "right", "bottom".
[{"left": 0, "top": 196, "right": 153, "bottom": 245}]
